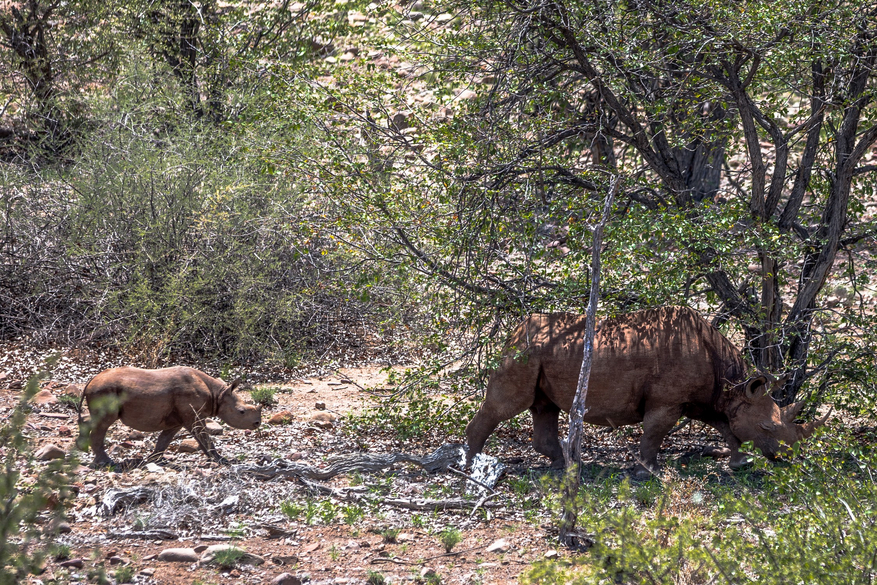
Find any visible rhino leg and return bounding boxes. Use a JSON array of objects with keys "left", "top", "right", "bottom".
[
  {"left": 189, "top": 420, "right": 231, "bottom": 465},
  {"left": 530, "top": 393, "right": 564, "bottom": 467},
  {"left": 466, "top": 363, "right": 541, "bottom": 465},
  {"left": 707, "top": 420, "right": 750, "bottom": 470},
  {"left": 465, "top": 409, "right": 503, "bottom": 466},
  {"left": 147, "top": 427, "right": 181, "bottom": 462},
  {"left": 635, "top": 406, "right": 683, "bottom": 479},
  {"left": 88, "top": 413, "right": 118, "bottom": 469}
]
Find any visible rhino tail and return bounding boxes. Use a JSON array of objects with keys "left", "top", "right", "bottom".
[{"left": 75, "top": 376, "right": 96, "bottom": 451}]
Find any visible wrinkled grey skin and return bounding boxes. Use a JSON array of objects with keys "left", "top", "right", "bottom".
[
  {"left": 466, "top": 307, "right": 829, "bottom": 477},
  {"left": 78, "top": 366, "right": 261, "bottom": 468}
]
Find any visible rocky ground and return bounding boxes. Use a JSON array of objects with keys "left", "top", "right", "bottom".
[{"left": 2, "top": 343, "right": 748, "bottom": 585}]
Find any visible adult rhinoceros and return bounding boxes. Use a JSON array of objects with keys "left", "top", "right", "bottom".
[{"left": 465, "top": 306, "right": 829, "bottom": 477}]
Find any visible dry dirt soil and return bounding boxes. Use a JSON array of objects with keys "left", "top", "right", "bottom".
[{"left": 1, "top": 347, "right": 738, "bottom": 585}]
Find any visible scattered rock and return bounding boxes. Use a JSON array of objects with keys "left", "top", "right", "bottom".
[
  {"left": 420, "top": 567, "right": 438, "bottom": 580},
  {"left": 269, "top": 411, "right": 294, "bottom": 425},
  {"left": 302, "top": 542, "right": 321, "bottom": 553},
  {"left": 108, "top": 556, "right": 126, "bottom": 566},
  {"left": 486, "top": 538, "right": 511, "bottom": 553},
  {"left": 314, "top": 402, "right": 327, "bottom": 410},
  {"left": 544, "top": 549, "right": 560, "bottom": 559},
  {"left": 32, "top": 390, "right": 58, "bottom": 405},
  {"left": 126, "top": 430, "right": 146, "bottom": 440},
  {"left": 287, "top": 452, "right": 304, "bottom": 461},
  {"left": 205, "top": 420, "right": 224, "bottom": 435},
  {"left": 64, "top": 384, "right": 83, "bottom": 396},
  {"left": 35, "top": 444, "right": 66, "bottom": 461},
  {"left": 308, "top": 412, "right": 337, "bottom": 428},
  {"left": 140, "top": 568, "right": 155, "bottom": 576},
  {"left": 177, "top": 439, "right": 200, "bottom": 453},
  {"left": 194, "top": 545, "right": 209, "bottom": 554},
  {"left": 200, "top": 544, "right": 264, "bottom": 566},
  {"left": 390, "top": 111, "right": 410, "bottom": 131},
  {"left": 157, "top": 547, "right": 200, "bottom": 563},
  {"left": 59, "top": 558, "right": 84, "bottom": 569},
  {"left": 434, "top": 105, "right": 454, "bottom": 121},
  {"left": 457, "top": 89, "right": 477, "bottom": 100},
  {"left": 57, "top": 425, "right": 72, "bottom": 437},
  {"left": 271, "top": 572, "right": 303, "bottom": 585}
]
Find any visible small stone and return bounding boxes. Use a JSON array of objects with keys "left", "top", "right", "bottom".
[
  {"left": 544, "top": 549, "right": 560, "bottom": 559},
  {"left": 434, "top": 105, "right": 454, "bottom": 121},
  {"left": 57, "top": 425, "right": 72, "bottom": 437},
  {"left": 390, "top": 112, "right": 409, "bottom": 131},
  {"left": 108, "top": 556, "right": 125, "bottom": 565},
  {"left": 486, "top": 538, "right": 511, "bottom": 553},
  {"left": 56, "top": 521, "right": 72, "bottom": 534},
  {"left": 64, "top": 384, "right": 83, "bottom": 397},
  {"left": 420, "top": 567, "right": 438, "bottom": 579},
  {"left": 177, "top": 439, "right": 199, "bottom": 453},
  {"left": 143, "top": 554, "right": 157, "bottom": 562},
  {"left": 457, "top": 89, "right": 478, "bottom": 100},
  {"left": 126, "top": 430, "right": 146, "bottom": 440},
  {"left": 140, "top": 568, "right": 155, "bottom": 576},
  {"left": 287, "top": 452, "right": 304, "bottom": 461},
  {"left": 308, "top": 412, "right": 337, "bottom": 427},
  {"left": 200, "top": 544, "right": 263, "bottom": 566},
  {"left": 59, "top": 558, "right": 84, "bottom": 569},
  {"left": 436, "top": 12, "right": 454, "bottom": 22},
  {"left": 269, "top": 411, "right": 294, "bottom": 425},
  {"left": 314, "top": 402, "right": 327, "bottom": 410},
  {"left": 32, "top": 390, "right": 58, "bottom": 405},
  {"left": 157, "top": 547, "right": 200, "bottom": 563},
  {"left": 271, "top": 573, "right": 302, "bottom": 585},
  {"left": 194, "top": 545, "right": 209, "bottom": 553},
  {"left": 205, "top": 421, "right": 224, "bottom": 435},
  {"left": 35, "top": 444, "right": 66, "bottom": 461},
  {"left": 302, "top": 542, "right": 321, "bottom": 553}
]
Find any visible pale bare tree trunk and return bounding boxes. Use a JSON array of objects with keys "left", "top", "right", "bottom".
[{"left": 559, "top": 175, "right": 618, "bottom": 548}]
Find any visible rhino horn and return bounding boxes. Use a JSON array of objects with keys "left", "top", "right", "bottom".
[
  {"left": 797, "top": 408, "right": 832, "bottom": 439},
  {"left": 781, "top": 401, "right": 806, "bottom": 423}
]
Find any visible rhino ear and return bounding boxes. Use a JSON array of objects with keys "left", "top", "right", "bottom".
[
  {"left": 744, "top": 377, "right": 767, "bottom": 400},
  {"left": 228, "top": 378, "right": 242, "bottom": 392}
]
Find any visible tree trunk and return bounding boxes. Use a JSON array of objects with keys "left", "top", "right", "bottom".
[{"left": 559, "top": 176, "right": 617, "bottom": 548}]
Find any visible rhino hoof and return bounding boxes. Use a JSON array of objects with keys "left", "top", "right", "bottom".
[
  {"left": 632, "top": 465, "right": 656, "bottom": 481},
  {"left": 702, "top": 446, "right": 731, "bottom": 459},
  {"left": 728, "top": 455, "right": 753, "bottom": 470},
  {"left": 549, "top": 458, "right": 565, "bottom": 470}
]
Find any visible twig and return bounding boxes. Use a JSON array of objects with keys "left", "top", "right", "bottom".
[
  {"left": 448, "top": 466, "right": 497, "bottom": 495},
  {"left": 370, "top": 545, "right": 488, "bottom": 566}
]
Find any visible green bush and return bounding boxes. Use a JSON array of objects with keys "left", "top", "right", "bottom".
[
  {"left": 249, "top": 387, "right": 278, "bottom": 407},
  {"left": 439, "top": 527, "right": 462, "bottom": 553},
  {"left": 347, "top": 384, "right": 480, "bottom": 442},
  {"left": 1, "top": 365, "right": 75, "bottom": 585},
  {"left": 525, "top": 429, "right": 877, "bottom": 584}
]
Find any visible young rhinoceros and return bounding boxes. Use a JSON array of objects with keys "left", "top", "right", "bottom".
[{"left": 78, "top": 366, "right": 261, "bottom": 468}]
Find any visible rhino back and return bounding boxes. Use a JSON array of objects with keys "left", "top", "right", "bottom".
[
  {"left": 87, "top": 366, "right": 213, "bottom": 432},
  {"left": 516, "top": 307, "right": 744, "bottom": 425}
]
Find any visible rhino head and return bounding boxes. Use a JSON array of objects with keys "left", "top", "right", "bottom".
[
  {"left": 215, "top": 379, "right": 262, "bottom": 430},
  {"left": 726, "top": 375, "right": 830, "bottom": 462}
]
